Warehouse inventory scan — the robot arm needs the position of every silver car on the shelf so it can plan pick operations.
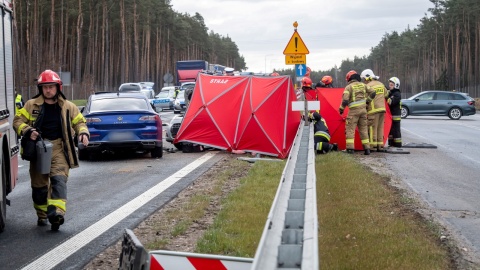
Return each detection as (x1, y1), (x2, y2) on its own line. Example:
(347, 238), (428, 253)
(401, 90), (476, 120)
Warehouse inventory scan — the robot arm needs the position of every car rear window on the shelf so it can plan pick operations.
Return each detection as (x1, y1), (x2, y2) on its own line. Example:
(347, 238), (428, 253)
(453, 93), (466, 100)
(119, 84), (141, 92)
(90, 98), (149, 112)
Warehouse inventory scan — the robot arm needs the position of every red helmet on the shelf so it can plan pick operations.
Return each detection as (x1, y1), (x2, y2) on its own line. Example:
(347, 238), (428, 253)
(270, 72), (280, 76)
(301, 77), (312, 88)
(321, 75), (333, 85)
(37, 69), (63, 91)
(345, 70), (357, 82)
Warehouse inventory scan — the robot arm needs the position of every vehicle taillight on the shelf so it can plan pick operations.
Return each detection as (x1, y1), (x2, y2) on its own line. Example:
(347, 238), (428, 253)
(139, 115), (157, 121)
(467, 101), (474, 106)
(86, 117), (101, 123)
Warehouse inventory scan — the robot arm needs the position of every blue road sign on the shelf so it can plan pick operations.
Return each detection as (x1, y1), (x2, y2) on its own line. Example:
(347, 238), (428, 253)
(295, 64), (307, 77)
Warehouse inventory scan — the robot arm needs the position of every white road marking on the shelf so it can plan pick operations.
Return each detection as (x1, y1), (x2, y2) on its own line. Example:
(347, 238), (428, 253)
(21, 151), (218, 270)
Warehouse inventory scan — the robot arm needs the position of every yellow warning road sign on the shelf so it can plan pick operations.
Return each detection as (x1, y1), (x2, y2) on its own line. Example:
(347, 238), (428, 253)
(283, 31), (309, 55)
(285, 54), (306, 65)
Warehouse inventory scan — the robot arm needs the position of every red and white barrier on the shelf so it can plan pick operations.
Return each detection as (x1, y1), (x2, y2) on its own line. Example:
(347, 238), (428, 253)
(149, 251), (253, 270)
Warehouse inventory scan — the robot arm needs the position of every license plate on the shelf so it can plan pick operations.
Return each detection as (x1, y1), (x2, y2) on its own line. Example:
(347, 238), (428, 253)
(109, 132), (134, 141)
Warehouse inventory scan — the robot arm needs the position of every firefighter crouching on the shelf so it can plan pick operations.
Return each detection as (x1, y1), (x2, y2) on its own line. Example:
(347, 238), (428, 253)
(339, 70), (376, 155)
(361, 69), (387, 152)
(13, 69), (90, 231)
(311, 112), (338, 154)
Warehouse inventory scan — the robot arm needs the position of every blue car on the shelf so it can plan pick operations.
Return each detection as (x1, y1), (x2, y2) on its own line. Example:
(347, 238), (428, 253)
(79, 92), (163, 160)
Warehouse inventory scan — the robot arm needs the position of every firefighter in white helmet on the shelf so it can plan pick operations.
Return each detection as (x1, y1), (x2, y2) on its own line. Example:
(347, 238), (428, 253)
(387, 77), (402, 147)
(360, 69), (387, 152)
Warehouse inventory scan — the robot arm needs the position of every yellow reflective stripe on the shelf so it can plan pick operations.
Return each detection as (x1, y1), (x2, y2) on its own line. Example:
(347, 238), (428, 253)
(314, 131), (330, 141)
(17, 107), (35, 120)
(48, 199), (66, 212)
(361, 139), (369, 144)
(346, 139), (354, 144)
(349, 100), (366, 108)
(34, 203), (48, 212)
(17, 123), (28, 135)
(72, 113), (86, 125)
(316, 142), (323, 151)
(393, 117), (401, 121)
(79, 127), (89, 133)
(368, 108), (386, 114)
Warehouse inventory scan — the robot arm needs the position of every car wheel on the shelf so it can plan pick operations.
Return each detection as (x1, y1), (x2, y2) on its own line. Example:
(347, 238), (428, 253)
(78, 148), (89, 161)
(174, 143), (183, 150)
(401, 106), (409, 119)
(448, 107), (462, 120)
(151, 146), (163, 158)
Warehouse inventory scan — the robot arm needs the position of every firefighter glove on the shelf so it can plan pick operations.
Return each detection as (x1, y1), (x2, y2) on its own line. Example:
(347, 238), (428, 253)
(339, 108), (344, 115)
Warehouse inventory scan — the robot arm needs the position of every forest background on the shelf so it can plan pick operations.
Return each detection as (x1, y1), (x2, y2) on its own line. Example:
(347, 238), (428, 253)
(13, 0), (480, 100)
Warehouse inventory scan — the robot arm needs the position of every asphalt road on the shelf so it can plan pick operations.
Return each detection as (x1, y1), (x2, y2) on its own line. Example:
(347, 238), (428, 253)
(384, 112), (480, 260)
(0, 111), (226, 270)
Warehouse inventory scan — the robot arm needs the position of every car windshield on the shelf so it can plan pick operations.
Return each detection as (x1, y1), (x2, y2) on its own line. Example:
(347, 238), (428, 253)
(90, 98), (149, 112)
(156, 91), (169, 98)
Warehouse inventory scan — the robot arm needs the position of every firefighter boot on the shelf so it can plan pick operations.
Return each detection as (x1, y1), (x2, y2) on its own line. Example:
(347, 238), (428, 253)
(37, 218), (48, 226)
(332, 143), (338, 151)
(47, 205), (65, 231)
(364, 149), (371, 155)
(346, 149), (354, 154)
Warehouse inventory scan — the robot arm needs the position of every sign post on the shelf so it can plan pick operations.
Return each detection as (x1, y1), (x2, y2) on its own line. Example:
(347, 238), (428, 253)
(283, 21), (310, 126)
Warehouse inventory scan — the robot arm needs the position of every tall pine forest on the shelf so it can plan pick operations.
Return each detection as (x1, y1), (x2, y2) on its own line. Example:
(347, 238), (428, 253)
(13, 0), (480, 99)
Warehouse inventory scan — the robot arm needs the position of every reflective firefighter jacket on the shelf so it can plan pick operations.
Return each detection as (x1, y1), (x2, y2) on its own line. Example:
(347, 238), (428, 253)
(366, 80), (387, 115)
(13, 95), (89, 168)
(387, 88), (402, 121)
(340, 80), (376, 111)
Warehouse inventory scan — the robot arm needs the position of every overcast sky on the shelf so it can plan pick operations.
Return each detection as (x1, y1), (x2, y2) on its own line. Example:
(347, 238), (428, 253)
(171, 0), (434, 73)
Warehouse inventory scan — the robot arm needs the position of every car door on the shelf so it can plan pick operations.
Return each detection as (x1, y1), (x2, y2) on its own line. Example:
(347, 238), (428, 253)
(433, 92), (452, 115)
(410, 92), (435, 115)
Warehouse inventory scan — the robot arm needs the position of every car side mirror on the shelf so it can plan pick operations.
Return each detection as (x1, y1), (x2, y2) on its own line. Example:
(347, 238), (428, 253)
(414, 98), (419, 102)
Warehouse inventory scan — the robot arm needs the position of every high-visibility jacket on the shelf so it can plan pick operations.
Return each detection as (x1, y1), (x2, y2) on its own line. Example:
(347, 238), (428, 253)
(15, 93), (24, 114)
(340, 80), (375, 111)
(13, 94), (89, 169)
(366, 80), (387, 115)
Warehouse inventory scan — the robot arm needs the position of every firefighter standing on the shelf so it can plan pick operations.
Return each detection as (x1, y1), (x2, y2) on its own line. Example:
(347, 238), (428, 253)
(339, 70), (376, 155)
(15, 89), (24, 114)
(387, 77), (402, 147)
(361, 69), (387, 152)
(315, 75), (334, 88)
(13, 70), (90, 231)
(311, 112), (337, 154)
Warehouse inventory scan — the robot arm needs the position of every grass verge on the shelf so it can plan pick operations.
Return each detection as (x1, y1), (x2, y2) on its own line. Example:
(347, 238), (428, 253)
(316, 152), (451, 269)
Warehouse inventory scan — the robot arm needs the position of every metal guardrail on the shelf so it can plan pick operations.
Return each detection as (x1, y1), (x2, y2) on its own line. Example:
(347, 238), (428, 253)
(251, 120), (318, 269)
(120, 120), (318, 270)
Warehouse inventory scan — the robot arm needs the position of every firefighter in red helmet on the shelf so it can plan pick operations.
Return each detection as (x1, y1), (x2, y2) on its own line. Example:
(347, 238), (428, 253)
(315, 75), (334, 88)
(339, 70), (376, 155)
(13, 69), (90, 231)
